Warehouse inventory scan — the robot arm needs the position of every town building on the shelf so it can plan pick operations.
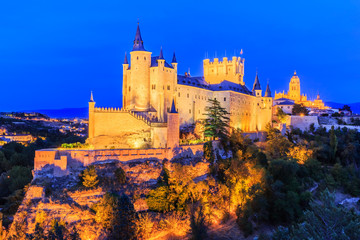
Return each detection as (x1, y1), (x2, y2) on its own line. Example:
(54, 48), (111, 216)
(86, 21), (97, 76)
(274, 71), (328, 110)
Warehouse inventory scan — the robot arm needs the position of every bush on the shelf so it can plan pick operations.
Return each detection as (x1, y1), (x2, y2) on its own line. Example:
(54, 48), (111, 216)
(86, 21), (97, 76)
(80, 165), (99, 189)
(114, 167), (126, 184)
(146, 186), (171, 212)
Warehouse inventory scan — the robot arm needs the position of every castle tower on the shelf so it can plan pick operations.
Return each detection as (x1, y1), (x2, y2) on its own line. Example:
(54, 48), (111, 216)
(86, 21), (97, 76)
(128, 23), (152, 111)
(289, 71), (301, 102)
(252, 72), (262, 97)
(167, 99), (179, 150)
(88, 91), (95, 141)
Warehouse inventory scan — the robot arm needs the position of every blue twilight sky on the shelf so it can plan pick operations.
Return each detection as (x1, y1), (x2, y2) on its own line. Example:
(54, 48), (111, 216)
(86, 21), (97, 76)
(1, 0), (360, 111)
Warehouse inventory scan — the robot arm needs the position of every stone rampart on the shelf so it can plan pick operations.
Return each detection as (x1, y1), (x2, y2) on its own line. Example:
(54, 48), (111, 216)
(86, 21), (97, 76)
(34, 144), (205, 176)
(286, 116), (319, 131)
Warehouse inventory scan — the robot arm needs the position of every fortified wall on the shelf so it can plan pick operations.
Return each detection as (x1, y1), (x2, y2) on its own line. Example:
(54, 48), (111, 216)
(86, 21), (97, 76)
(34, 144), (204, 177)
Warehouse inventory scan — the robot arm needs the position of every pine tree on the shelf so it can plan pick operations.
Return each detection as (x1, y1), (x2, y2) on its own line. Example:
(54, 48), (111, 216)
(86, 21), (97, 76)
(203, 98), (230, 145)
(113, 194), (137, 240)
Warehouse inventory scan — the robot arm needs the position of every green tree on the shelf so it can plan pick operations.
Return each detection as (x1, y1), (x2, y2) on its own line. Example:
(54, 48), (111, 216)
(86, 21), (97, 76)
(292, 104), (309, 116)
(203, 98), (230, 145)
(80, 165), (99, 188)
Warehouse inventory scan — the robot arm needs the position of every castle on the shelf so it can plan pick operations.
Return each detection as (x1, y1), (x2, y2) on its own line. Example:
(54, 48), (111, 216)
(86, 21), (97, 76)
(274, 71), (328, 109)
(87, 23), (273, 150)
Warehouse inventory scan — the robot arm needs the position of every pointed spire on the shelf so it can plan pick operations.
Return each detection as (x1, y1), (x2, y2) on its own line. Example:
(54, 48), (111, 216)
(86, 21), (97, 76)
(265, 82), (272, 97)
(294, 70), (297, 76)
(123, 52), (128, 64)
(89, 91), (94, 102)
(252, 72), (261, 92)
(172, 51), (177, 63)
(132, 23), (145, 51)
(159, 46), (164, 59)
(170, 99), (177, 113)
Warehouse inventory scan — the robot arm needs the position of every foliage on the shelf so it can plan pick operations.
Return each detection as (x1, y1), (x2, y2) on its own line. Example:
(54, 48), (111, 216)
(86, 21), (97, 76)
(114, 166), (126, 184)
(203, 141), (215, 165)
(80, 165), (99, 189)
(189, 203), (208, 240)
(272, 190), (360, 240)
(69, 226), (81, 240)
(95, 192), (136, 239)
(203, 98), (230, 146)
(276, 107), (288, 123)
(135, 213), (154, 239)
(291, 103), (309, 116)
(286, 144), (313, 164)
(265, 124), (292, 159)
(61, 142), (89, 149)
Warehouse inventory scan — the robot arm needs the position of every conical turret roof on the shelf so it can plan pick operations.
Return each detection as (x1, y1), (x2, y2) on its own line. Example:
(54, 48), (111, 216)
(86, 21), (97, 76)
(252, 72), (261, 92)
(265, 82), (271, 97)
(132, 23), (145, 51)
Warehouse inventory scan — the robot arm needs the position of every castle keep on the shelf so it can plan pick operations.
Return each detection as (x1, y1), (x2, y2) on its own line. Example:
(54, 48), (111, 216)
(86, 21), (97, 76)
(88, 24), (273, 149)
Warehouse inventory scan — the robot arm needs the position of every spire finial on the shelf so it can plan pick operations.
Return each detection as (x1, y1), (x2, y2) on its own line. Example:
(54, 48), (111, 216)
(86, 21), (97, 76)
(294, 70), (297, 75)
(159, 46), (164, 59)
(124, 52), (128, 64)
(172, 51), (177, 63)
(90, 91), (94, 102)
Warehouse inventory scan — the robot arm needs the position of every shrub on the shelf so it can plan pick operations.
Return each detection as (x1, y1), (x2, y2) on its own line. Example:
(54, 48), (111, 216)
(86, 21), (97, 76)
(80, 165), (99, 189)
(135, 213), (154, 239)
(146, 186), (171, 212)
(114, 167), (126, 184)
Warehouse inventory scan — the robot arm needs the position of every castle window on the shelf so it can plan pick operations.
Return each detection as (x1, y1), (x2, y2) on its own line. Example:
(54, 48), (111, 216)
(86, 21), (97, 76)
(137, 56), (139, 60)
(189, 109), (191, 113)
(187, 93), (189, 98)
(167, 85), (170, 90)
(224, 97), (226, 101)
(144, 57), (146, 60)
(129, 86), (131, 91)
(178, 92), (180, 97)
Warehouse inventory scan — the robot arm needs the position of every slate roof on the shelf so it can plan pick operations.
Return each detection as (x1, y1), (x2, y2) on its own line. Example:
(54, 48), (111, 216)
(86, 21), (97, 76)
(276, 101), (295, 106)
(133, 24), (146, 51)
(177, 75), (252, 95)
(151, 56), (173, 68)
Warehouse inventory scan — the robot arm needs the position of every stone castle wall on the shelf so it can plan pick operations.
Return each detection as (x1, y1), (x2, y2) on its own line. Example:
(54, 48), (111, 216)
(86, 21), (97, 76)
(34, 144), (204, 176)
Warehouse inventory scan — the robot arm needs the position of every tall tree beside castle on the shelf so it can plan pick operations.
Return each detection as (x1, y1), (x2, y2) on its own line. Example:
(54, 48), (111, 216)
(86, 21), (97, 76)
(203, 98), (230, 143)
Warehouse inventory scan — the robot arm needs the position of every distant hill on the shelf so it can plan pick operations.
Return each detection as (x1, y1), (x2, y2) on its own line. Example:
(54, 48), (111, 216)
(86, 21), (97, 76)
(325, 102), (360, 114)
(23, 107), (88, 119)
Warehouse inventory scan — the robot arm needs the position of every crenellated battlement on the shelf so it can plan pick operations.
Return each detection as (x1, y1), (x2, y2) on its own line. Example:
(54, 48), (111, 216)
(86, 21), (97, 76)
(203, 55), (245, 85)
(94, 107), (128, 113)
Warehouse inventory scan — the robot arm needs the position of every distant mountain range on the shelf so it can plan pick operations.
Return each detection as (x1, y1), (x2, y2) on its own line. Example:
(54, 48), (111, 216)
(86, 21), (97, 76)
(23, 107), (88, 119)
(325, 102), (360, 114)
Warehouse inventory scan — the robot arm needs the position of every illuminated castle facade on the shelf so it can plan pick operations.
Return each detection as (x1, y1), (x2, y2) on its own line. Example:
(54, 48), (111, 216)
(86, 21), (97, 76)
(275, 71), (328, 109)
(88, 24), (273, 149)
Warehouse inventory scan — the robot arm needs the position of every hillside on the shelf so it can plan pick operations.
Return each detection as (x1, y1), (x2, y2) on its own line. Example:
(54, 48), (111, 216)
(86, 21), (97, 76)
(23, 107), (88, 119)
(326, 102), (360, 114)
